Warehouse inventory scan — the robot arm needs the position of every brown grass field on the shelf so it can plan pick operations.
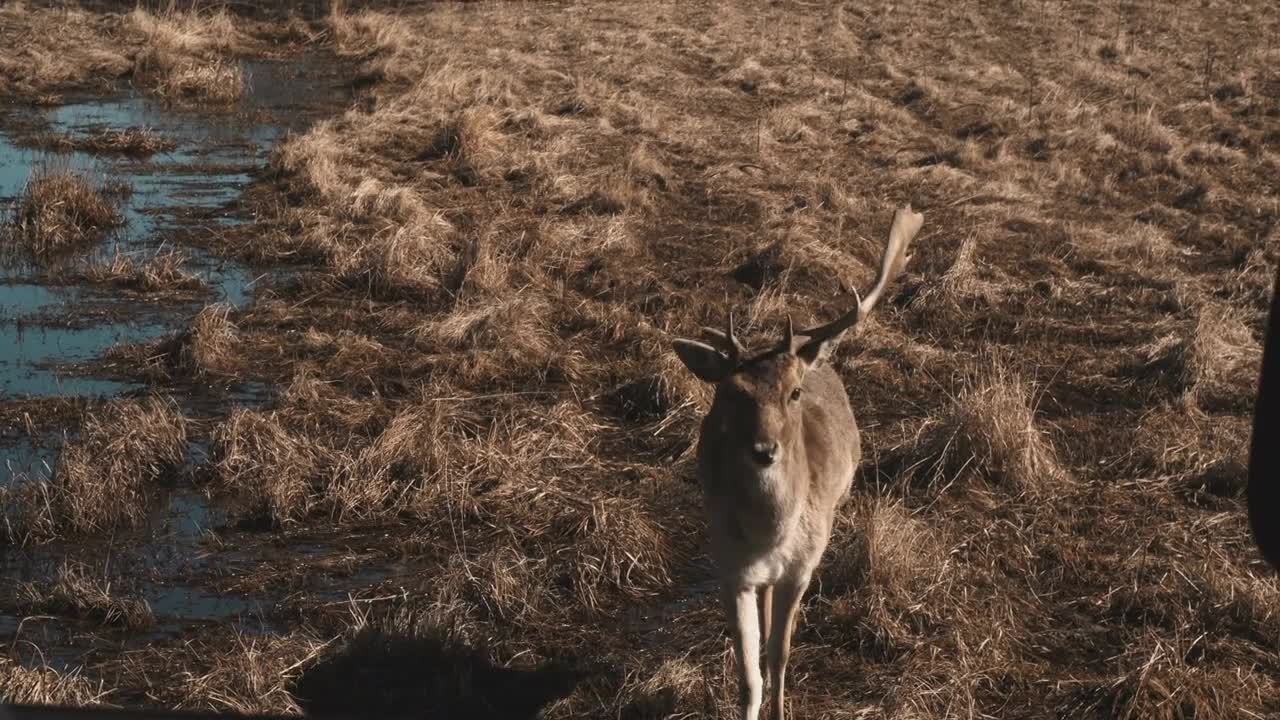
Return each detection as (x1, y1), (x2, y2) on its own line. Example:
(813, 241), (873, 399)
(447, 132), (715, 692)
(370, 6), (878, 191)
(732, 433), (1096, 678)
(1, 0), (1278, 718)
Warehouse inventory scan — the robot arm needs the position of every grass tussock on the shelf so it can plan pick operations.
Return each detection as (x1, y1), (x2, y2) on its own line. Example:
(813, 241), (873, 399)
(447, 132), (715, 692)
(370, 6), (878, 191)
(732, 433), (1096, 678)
(8, 396), (188, 539)
(19, 561), (153, 628)
(151, 57), (244, 105)
(910, 234), (1000, 329)
(174, 304), (240, 377)
(128, 7), (247, 104)
(2, 167), (124, 261)
(1142, 302), (1261, 411)
(114, 303), (241, 380)
(32, 128), (176, 157)
(821, 499), (954, 657)
(173, 630), (326, 716)
(0, 657), (107, 707)
(326, 2), (414, 60)
(894, 366), (1068, 495)
(81, 248), (207, 295)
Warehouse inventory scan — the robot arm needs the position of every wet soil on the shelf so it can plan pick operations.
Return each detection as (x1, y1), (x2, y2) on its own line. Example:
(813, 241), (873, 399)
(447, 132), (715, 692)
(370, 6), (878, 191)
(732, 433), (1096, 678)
(0, 55), (422, 680)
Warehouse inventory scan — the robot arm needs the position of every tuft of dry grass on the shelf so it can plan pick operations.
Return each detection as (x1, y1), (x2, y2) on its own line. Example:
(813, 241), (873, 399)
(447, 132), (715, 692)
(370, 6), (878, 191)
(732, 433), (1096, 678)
(820, 500), (954, 657)
(893, 365), (1068, 495)
(0, 657), (108, 707)
(210, 407), (329, 527)
(112, 303), (242, 381)
(910, 234), (1001, 330)
(173, 631), (325, 716)
(81, 248), (207, 294)
(9, 396), (188, 539)
(30, 128), (176, 157)
(175, 304), (240, 377)
(151, 57), (244, 105)
(18, 561), (153, 628)
(128, 7), (247, 105)
(1142, 302), (1261, 411)
(2, 167), (124, 261)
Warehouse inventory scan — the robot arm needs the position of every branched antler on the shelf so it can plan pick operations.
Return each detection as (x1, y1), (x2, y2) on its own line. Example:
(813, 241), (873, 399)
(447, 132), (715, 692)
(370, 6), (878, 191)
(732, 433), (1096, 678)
(798, 205), (924, 345)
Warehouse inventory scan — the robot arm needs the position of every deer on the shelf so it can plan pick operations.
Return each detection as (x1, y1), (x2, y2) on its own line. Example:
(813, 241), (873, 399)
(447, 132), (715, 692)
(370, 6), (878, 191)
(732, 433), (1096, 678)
(670, 206), (924, 720)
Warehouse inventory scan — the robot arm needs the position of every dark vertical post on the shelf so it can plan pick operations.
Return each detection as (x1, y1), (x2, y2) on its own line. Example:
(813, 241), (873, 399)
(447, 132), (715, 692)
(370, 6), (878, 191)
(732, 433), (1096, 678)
(1249, 269), (1280, 569)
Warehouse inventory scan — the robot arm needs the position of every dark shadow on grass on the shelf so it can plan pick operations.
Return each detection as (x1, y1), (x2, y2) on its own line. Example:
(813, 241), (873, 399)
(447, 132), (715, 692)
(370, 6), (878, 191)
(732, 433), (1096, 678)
(289, 627), (586, 720)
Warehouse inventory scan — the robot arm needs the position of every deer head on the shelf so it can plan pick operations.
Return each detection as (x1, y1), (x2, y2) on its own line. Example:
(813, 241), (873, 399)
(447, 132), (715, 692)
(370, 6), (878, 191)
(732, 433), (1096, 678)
(672, 206), (924, 468)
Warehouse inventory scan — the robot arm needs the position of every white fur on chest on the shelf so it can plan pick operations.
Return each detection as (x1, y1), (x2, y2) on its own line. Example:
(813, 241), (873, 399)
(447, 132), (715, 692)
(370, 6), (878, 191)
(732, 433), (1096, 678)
(705, 465), (812, 587)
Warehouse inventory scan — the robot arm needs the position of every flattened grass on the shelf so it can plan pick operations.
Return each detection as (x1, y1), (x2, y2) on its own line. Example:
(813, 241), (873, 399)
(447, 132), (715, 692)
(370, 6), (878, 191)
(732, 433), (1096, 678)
(81, 248), (207, 295)
(18, 561), (154, 628)
(29, 128), (176, 157)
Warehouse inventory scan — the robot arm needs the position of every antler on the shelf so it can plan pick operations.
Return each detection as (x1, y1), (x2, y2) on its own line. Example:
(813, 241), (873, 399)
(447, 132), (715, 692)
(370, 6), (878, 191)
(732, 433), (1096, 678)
(798, 205), (924, 345)
(700, 309), (745, 365)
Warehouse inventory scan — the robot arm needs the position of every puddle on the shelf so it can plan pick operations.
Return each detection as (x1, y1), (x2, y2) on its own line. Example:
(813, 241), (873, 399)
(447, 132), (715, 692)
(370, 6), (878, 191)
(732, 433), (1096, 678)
(0, 55), (357, 662)
(0, 437), (57, 485)
(0, 57), (344, 401)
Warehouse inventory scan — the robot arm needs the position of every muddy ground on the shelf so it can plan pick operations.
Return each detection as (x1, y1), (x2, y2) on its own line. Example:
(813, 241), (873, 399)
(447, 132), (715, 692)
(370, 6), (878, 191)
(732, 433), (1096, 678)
(0, 1), (1277, 718)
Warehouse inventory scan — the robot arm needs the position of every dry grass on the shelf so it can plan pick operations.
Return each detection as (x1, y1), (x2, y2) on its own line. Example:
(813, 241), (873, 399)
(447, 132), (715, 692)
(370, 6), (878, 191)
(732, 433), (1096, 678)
(821, 499), (954, 657)
(209, 380), (680, 603)
(0, 5), (132, 100)
(2, 167), (124, 261)
(173, 631), (325, 716)
(910, 233), (1002, 331)
(18, 561), (153, 628)
(128, 7), (247, 105)
(893, 364), (1068, 495)
(1143, 302), (1262, 411)
(0, 657), (108, 707)
(4, 395), (188, 540)
(150, 57), (244, 105)
(80, 248), (207, 294)
(107, 303), (242, 381)
(4, 0), (1279, 716)
(29, 128), (176, 157)
(0, 4), (277, 104)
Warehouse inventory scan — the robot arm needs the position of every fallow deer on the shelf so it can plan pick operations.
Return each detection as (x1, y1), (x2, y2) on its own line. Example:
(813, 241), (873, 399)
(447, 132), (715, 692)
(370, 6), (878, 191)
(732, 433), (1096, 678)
(671, 207), (924, 720)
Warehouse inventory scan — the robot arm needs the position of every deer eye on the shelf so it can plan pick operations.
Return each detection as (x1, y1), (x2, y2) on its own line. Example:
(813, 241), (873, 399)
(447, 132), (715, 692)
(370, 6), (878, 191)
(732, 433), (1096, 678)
(790, 387), (802, 402)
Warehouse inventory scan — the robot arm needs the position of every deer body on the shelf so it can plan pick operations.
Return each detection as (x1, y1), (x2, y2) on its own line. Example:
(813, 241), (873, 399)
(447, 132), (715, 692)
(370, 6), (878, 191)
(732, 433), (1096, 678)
(699, 363), (858, 586)
(672, 207), (923, 720)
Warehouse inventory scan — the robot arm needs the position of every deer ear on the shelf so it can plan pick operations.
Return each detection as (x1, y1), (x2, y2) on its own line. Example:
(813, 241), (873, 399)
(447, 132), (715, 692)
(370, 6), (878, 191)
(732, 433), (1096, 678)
(673, 339), (733, 383)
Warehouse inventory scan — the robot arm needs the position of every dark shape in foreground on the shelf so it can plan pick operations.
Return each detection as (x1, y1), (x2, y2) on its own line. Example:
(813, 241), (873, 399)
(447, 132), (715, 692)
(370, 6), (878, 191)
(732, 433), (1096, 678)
(290, 628), (585, 720)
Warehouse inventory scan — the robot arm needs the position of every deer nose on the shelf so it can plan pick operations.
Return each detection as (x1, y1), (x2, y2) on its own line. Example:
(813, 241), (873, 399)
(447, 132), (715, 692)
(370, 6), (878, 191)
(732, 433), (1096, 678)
(751, 441), (779, 466)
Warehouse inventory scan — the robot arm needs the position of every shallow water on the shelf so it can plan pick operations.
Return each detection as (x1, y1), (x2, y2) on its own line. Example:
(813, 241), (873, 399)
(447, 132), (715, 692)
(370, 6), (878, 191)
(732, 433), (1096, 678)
(0, 58), (349, 647)
(0, 59), (331, 400)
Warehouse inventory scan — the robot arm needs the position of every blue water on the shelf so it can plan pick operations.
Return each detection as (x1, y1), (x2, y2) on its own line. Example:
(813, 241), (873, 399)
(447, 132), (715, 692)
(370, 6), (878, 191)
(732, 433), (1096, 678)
(0, 58), (355, 664)
(0, 61), (304, 401)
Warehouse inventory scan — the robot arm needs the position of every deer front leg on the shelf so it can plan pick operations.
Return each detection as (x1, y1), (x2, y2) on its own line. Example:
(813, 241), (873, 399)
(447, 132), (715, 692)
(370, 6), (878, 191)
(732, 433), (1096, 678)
(723, 585), (763, 720)
(758, 584), (773, 689)
(766, 575), (809, 720)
